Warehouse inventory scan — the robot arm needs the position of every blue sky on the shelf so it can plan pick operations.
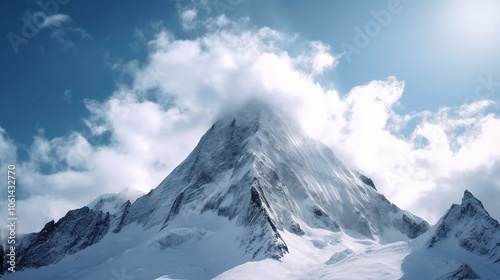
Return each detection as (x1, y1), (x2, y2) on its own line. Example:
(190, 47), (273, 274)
(1, 0), (500, 233)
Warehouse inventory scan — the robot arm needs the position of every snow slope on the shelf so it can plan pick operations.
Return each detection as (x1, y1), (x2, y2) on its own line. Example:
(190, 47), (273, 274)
(215, 230), (412, 280)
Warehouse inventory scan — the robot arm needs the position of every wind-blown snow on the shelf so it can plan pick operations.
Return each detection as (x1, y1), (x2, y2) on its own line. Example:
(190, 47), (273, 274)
(88, 187), (144, 215)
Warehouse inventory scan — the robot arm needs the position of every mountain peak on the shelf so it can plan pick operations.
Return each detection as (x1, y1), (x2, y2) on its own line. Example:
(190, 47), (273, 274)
(217, 99), (269, 121)
(215, 99), (292, 136)
(458, 189), (490, 220)
(461, 189), (484, 210)
(463, 189), (476, 203)
(404, 190), (500, 279)
(426, 190), (500, 264)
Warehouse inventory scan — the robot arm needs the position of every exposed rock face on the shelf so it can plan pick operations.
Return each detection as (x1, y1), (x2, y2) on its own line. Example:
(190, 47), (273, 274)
(17, 207), (110, 269)
(436, 264), (480, 280)
(397, 214), (431, 239)
(356, 172), (377, 191)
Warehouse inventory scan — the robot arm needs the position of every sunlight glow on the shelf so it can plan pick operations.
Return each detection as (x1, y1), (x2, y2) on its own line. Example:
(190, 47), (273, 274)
(443, 0), (500, 52)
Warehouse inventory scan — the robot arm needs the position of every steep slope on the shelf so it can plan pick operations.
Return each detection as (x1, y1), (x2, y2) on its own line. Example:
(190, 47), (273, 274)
(10, 101), (430, 278)
(401, 190), (500, 279)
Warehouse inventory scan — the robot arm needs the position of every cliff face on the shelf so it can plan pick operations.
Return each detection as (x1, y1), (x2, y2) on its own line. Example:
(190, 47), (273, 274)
(17, 207), (110, 269)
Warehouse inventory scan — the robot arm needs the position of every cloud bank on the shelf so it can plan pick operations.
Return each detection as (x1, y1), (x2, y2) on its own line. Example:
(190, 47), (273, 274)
(1, 14), (499, 233)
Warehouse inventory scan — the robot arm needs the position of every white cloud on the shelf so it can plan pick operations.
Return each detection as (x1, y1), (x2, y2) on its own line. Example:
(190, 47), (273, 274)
(150, 20), (164, 30)
(1, 16), (499, 234)
(50, 26), (93, 50)
(34, 13), (93, 49)
(41, 14), (71, 28)
(0, 129), (14, 149)
(63, 89), (72, 103)
(459, 99), (495, 117)
(295, 41), (338, 76)
(180, 8), (198, 30)
(0, 128), (16, 169)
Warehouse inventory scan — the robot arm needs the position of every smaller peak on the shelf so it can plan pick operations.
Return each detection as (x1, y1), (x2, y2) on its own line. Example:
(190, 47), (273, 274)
(426, 189), (499, 250)
(88, 188), (144, 215)
(117, 187), (145, 203)
(461, 189), (484, 209)
(463, 189), (473, 198)
(456, 189), (495, 223)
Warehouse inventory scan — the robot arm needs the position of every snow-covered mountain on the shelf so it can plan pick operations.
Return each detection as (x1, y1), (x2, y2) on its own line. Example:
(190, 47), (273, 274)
(116, 100), (429, 258)
(401, 190), (500, 280)
(5, 101), (497, 279)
